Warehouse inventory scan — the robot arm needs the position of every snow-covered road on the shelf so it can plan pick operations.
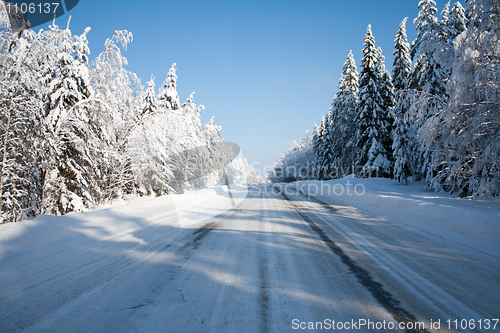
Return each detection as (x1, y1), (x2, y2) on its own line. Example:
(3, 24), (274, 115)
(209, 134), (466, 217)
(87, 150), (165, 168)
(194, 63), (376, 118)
(1, 181), (499, 332)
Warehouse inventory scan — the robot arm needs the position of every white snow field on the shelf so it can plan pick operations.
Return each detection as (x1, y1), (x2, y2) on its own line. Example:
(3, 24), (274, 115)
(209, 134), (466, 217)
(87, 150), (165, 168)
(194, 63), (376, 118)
(1, 178), (499, 333)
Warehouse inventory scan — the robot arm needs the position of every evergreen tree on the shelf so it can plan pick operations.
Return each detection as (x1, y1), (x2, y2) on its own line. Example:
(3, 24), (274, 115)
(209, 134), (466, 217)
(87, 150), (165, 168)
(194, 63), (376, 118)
(356, 25), (393, 177)
(142, 76), (158, 116)
(42, 26), (95, 215)
(409, 0), (450, 98)
(392, 18), (417, 183)
(329, 51), (359, 177)
(392, 18), (412, 92)
(159, 63), (180, 110)
(441, 1), (451, 24)
(411, 0), (442, 59)
(448, 2), (467, 39)
(45, 27), (91, 135)
(409, 0), (454, 185)
(312, 116), (328, 179)
(376, 47), (396, 114)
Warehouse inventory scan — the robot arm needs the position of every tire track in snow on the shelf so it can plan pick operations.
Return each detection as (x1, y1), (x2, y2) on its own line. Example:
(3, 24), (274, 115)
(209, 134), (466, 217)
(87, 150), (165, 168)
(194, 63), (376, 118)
(293, 186), (487, 326)
(258, 228), (270, 333)
(11, 216), (226, 332)
(257, 189), (270, 333)
(273, 185), (428, 333)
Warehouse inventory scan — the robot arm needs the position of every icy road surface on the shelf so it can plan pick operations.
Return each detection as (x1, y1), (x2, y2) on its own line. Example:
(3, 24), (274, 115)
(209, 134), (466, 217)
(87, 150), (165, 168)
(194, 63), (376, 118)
(1, 180), (499, 333)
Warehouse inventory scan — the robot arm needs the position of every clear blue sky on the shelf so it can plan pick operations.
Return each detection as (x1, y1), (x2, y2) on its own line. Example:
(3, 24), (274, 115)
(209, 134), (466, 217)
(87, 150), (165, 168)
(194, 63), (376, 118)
(58, 0), (452, 177)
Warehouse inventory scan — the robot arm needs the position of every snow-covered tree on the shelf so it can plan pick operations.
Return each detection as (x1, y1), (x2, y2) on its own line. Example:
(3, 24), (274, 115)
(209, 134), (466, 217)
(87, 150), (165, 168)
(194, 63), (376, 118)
(268, 131), (314, 183)
(408, 0), (456, 185)
(392, 96), (418, 183)
(328, 51), (359, 177)
(441, 1), (451, 24)
(0, 17), (261, 222)
(159, 63), (180, 110)
(89, 30), (142, 200)
(142, 76), (158, 116)
(322, 110), (334, 178)
(376, 47), (396, 114)
(393, 18), (412, 92)
(392, 18), (417, 183)
(0, 29), (45, 222)
(429, 0), (500, 197)
(356, 25), (393, 177)
(312, 116), (329, 179)
(409, 0), (451, 97)
(448, 2), (467, 39)
(42, 25), (95, 215)
(44, 26), (91, 135)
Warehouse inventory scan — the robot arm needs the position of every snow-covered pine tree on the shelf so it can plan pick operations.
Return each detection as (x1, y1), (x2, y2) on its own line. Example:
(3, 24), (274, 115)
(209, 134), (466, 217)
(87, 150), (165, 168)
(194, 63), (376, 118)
(409, 0), (455, 186)
(142, 75), (158, 116)
(42, 25), (96, 215)
(202, 116), (225, 186)
(441, 1), (451, 24)
(328, 97), (343, 178)
(356, 25), (393, 178)
(159, 63), (180, 110)
(44, 26), (91, 135)
(447, 2), (467, 39)
(392, 18), (417, 183)
(392, 18), (412, 92)
(431, 0), (499, 197)
(313, 116), (329, 180)
(392, 112), (414, 184)
(376, 47), (396, 118)
(329, 51), (359, 177)
(409, 0), (451, 98)
(323, 110), (334, 178)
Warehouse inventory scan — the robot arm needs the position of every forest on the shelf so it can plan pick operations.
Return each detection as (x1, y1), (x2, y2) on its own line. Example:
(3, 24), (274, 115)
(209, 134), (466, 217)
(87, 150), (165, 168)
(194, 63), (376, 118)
(268, 0), (499, 199)
(0, 8), (260, 223)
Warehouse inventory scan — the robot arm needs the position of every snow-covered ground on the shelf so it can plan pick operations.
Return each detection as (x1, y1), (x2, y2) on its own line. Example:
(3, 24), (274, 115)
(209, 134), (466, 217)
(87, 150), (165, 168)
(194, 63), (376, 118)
(289, 176), (500, 257)
(1, 177), (499, 332)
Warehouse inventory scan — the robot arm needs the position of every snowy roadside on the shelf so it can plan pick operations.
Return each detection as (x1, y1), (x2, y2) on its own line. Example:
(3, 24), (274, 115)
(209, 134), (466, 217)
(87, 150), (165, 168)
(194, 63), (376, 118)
(287, 176), (500, 258)
(0, 184), (248, 260)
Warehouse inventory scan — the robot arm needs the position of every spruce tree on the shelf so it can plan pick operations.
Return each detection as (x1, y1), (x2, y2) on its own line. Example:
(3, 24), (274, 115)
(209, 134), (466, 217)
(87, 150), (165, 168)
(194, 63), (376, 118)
(409, 0), (450, 98)
(356, 25), (393, 177)
(159, 63), (180, 110)
(312, 118), (327, 179)
(392, 18), (412, 92)
(392, 18), (416, 183)
(142, 75), (158, 116)
(329, 51), (359, 177)
(448, 2), (467, 39)
(441, 1), (451, 24)
(376, 47), (396, 114)
(42, 26), (95, 215)
(409, 0), (453, 185)
(322, 110), (334, 178)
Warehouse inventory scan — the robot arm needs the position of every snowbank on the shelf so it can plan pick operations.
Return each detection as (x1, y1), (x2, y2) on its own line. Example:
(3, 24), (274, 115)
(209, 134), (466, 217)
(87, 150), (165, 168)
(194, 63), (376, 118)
(293, 176), (500, 257)
(0, 184), (248, 259)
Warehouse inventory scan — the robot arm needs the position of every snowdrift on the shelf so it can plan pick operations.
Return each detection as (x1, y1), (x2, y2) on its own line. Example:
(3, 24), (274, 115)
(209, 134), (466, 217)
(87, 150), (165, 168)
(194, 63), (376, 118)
(292, 176), (500, 257)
